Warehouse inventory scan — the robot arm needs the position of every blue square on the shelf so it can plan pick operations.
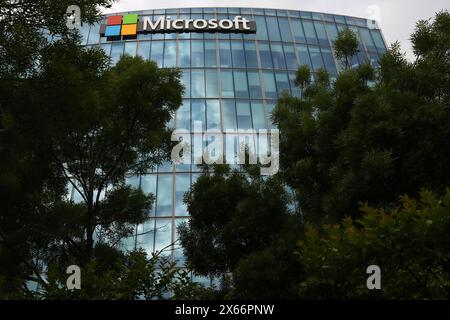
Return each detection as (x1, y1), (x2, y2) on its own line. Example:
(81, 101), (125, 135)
(105, 25), (121, 37)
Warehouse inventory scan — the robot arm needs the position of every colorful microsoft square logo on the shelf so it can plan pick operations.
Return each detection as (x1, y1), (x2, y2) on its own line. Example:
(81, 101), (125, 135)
(104, 14), (138, 37)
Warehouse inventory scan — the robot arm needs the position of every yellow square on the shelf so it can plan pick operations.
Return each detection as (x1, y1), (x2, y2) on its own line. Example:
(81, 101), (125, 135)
(121, 24), (137, 36)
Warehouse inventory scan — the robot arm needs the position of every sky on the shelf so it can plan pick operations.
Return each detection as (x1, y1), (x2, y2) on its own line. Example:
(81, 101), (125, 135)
(103, 0), (450, 61)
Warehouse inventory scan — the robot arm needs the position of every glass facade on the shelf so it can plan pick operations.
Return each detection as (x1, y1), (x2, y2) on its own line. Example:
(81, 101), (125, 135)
(77, 7), (387, 262)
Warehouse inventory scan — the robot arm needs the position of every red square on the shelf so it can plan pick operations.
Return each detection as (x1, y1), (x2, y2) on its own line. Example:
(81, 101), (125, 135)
(107, 15), (122, 25)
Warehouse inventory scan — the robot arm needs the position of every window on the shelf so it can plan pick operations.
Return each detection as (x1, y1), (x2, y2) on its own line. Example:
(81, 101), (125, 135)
(236, 101), (252, 129)
(178, 40), (190, 67)
(359, 28), (376, 52)
(296, 44), (312, 68)
(255, 16), (268, 41)
(191, 99), (206, 131)
(271, 44), (286, 70)
(302, 20), (318, 44)
(150, 41), (163, 67)
(175, 174), (190, 216)
(191, 40), (204, 67)
(244, 42), (258, 68)
(205, 41), (217, 66)
(289, 72), (301, 98)
(258, 43), (273, 69)
(156, 175), (173, 217)
(371, 29), (386, 52)
(163, 41), (176, 67)
(321, 48), (337, 75)
(263, 71), (277, 99)
(222, 100), (237, 130)
(220, 70), (234, 98)
(206, 100), (221, 130)
(251, 102), (266, 130)
(266, 17), (281, 41)
(137, 41), (150, 59)
(176, 100), (190, 130)
(284, 44), (298, 70)
(233, 71), (249, 98)
(313, 21), (329, 46)
(191, 69), (205, 98)
(87, 23), (100, 44)
(309, 46), (324, 71)
(275, 72), (290, 95)
(325, 23), (339, 42)
(154, 219), (172, 254)
(231, 41), (246, 68)
(181, 70), (190, 98)
(141, 175), (157, 216)
(278, 18), (293, 42)
(248, 71), (262, 98)
(110, 42), (124, 65)
(219, 41), (232, 67)
(136, 220), (155, 254)
(290, 19), (306, 43)
(205, 70), (219, 98)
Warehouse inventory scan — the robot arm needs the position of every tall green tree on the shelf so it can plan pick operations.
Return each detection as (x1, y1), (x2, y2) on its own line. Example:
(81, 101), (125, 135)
(333, 27), (359, 69)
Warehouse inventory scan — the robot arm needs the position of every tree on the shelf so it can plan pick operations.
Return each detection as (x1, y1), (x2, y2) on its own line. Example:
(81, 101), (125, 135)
(333, 28), (359, 69)
(297, 189), (450, 299)
(178, 164), (301, 298)
(273, 11), (450, 223)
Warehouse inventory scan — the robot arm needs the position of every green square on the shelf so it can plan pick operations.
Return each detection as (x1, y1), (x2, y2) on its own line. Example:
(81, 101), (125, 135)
(123, 14), (138, 24)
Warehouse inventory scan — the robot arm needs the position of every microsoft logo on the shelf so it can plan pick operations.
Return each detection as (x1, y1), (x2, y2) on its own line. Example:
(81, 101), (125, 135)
(103, 14), (138, 38)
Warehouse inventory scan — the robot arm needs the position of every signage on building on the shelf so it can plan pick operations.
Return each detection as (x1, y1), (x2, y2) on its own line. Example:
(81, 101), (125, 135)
(100, 14), (257, 39)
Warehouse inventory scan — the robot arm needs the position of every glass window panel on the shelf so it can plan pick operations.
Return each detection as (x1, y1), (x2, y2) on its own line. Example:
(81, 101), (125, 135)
(266, 17), (281, 41)
(205, 41), (217, 67)
(255, 16), (268, 41)
(290, 19), (306, 43)
(150, 41), (163, 67)
(275, 72), (290, 95)
(325, 23), (339, 42)
(248, 71), (262, 99)
(205, 69), (219, 98)
(265, 9), (276, 16)
(231, 41), (246, 68)
(313, 21), (329, 46)
(289, 72), (301, 98)
(284, 44), (298, 70)
(296, 44), (312, 68)
(80, 23), (89, 45)
(335, 15), (346, 24)
(163, 41), (176, 67)
(302, 20), (318, 44)
(265, 102), (277, 129)
(301, 12), (312, 19)
(136, 220), (155, 254)
(222, 100), (237, 130)
(87, 23), (100, 44)
(251, 102), (266, 130)
(124, 42), (137, 57)
(176, 100), (190, 130)
(191, 40), (204, 67)
(309, 46), (324, 71)
(220, 70), (234, 98)
(371, 29), (386, 52)
(219, 41), (232, 67)
(156, 175), (173, 217)
(110, 42), (124, 65)
(175, 174), (190, 216)
(233, 71), (249, 98)
(100, 43), (111, 56)
(359, 28), (376, 52)
(141, 175), (157, 216)
(191, 69), (205, 98)
(181, 69), (190, 98)
(236, 101), (252, 129)
(178, 40), (190, 67)
(206, 100), (221, 130)
(191, 99), (206, 131)
(263, 71), (277, 99)
(154, 219), (172, 254)
(321, 48), (337, 75)
(278, 18), (293, 42)
(271, 44), (286, 69)
(244, 42), (258, 68)
(137, 41), (150, 59)
(258, 43), (273, 69)
(369, 53), (381, 68)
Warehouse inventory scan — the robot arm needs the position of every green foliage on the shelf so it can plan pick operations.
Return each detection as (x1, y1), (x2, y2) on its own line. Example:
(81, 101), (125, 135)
(333, 28), (359, 69)
(298, 190), (450, 299)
